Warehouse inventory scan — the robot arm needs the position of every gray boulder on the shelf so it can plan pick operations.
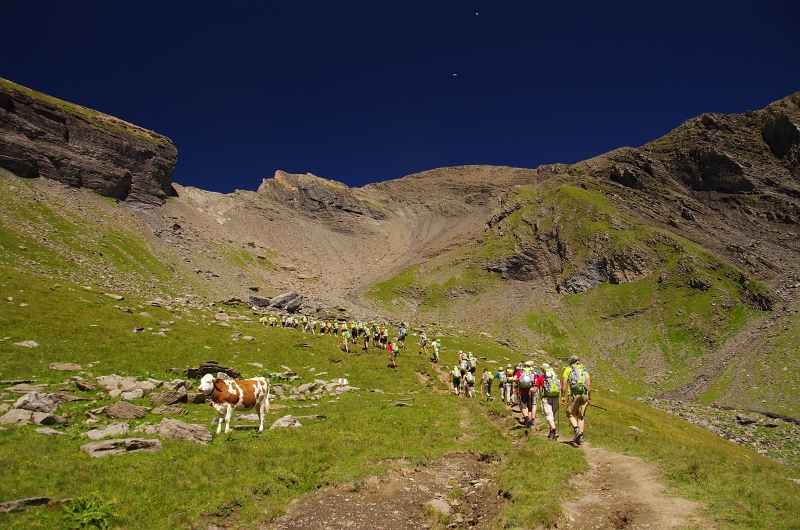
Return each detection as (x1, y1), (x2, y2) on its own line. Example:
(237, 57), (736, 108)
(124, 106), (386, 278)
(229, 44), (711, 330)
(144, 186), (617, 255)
(35, 428), (64, 436)
(14, 392), (62, 413)
(269, 415), (302, 430)
(84, 422), (130, 440)
(0, 409), (33, 425)
(146, 418), (212, 445)
(48, 362), (82, 371)
(149, 390), (187, 405)
(268, 291), (304, 313)
(248, 295), (271, 307)
(426, 499), (451, 516)
(120, 389), (145, 401)
(106, 401), (147, 420)
(32, 412), (70, 426)
(80, 438), (163, 458)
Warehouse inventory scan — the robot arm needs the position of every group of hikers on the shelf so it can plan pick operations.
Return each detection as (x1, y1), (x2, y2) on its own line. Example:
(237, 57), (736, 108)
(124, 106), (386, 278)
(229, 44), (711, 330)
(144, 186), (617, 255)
(453, 354), (591, 445)
(258, 314), (591, 445)
(258, 315), (412, 369)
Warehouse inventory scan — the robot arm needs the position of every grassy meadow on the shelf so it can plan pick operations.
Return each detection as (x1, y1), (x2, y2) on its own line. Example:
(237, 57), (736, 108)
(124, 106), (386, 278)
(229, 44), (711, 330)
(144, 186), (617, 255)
(1, 267), (800, 529)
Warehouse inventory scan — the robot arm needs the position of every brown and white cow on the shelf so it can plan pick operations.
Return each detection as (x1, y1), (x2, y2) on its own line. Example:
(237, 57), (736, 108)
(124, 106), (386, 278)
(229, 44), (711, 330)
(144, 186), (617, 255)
(198, 373), (270, 433)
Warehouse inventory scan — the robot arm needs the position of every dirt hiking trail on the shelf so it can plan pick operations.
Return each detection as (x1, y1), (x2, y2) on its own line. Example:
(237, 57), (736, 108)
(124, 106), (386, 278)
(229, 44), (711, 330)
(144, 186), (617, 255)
(560, 444), (709, 530)
(259, 391), (709, 530)
(268, 451), (504, 530)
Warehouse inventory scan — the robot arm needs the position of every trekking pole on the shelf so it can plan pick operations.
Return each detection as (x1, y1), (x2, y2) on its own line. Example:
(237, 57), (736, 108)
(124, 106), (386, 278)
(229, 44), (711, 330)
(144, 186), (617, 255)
(588, 403), (607, 411)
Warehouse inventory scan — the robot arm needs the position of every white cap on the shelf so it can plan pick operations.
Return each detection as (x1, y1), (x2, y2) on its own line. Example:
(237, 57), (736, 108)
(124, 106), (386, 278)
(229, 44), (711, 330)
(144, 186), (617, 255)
(541, 363), (550, 370)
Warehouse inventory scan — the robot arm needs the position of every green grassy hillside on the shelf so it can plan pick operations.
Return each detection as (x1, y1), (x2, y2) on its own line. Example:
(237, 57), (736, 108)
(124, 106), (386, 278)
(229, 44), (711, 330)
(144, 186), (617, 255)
(364, 181), (782, 414)
(2, 267), (800, 529)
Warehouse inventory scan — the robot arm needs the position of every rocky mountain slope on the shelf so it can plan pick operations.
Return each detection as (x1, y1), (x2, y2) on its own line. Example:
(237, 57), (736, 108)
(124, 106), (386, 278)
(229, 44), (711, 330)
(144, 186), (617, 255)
(1, 78), (798, 418)
(0, 78), (177, 205)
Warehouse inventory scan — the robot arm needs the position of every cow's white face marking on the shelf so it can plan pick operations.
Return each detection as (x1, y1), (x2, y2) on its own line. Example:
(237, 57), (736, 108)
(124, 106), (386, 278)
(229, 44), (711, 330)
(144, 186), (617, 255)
(198, 373), (215, 394)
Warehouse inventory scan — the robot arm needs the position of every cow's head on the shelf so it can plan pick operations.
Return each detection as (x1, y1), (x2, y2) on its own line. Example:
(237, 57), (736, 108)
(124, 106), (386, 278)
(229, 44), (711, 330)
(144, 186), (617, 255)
(198, 373), (215, 394)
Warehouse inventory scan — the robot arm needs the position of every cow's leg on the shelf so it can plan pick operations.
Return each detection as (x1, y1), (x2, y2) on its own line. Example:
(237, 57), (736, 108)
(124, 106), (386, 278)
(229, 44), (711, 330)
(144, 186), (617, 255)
(224, 403), (234, 434)
(214, 405), (224, 434)
(257, 398), (265, 431)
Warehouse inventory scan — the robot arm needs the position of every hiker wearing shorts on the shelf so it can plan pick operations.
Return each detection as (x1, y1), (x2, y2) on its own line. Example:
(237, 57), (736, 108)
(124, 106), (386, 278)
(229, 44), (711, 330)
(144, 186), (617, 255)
(561, 354), (591, 445)
(464, 370), (476, 398)
(539, 363), (560, 439)
(514, 360), (538, 427)
(481, 368), (493, 401)
(388, 342), (397, 370)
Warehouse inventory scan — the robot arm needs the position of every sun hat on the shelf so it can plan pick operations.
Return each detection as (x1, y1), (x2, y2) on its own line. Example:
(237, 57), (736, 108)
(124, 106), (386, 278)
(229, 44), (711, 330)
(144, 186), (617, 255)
(541, 363), (550, 370)
(569, 354), (579, 363)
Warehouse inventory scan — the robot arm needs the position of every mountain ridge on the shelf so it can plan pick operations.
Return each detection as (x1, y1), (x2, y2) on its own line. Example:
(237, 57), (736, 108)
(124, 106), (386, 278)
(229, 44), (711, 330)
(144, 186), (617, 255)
(1, 80), (798, 417)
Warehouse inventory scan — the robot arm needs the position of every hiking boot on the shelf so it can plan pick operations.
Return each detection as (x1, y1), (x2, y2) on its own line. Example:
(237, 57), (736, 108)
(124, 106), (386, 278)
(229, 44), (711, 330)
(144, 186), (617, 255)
(547, 429), (554, 439)
(554, 431), (560, 440)
(574, 431), (584, 445)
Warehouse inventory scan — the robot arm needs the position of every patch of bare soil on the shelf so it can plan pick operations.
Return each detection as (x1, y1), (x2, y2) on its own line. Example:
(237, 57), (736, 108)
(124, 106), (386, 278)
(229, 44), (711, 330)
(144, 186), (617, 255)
(559, 445), (710, 530)
(268, 451), (503, 530)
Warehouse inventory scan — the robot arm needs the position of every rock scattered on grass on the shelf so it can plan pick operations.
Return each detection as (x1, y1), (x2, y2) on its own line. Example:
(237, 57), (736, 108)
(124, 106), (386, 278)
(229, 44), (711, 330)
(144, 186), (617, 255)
(426, 498), (451, 516)
(4, 383), (47, 394)
(32, 412), (70, 426)
(270, 415), (302, 430)
(0, 409), (33, 425)
(80, 438), (162, 458)
(35, 427), (64, 436)
(49, 362), (82, 371)
(146, 418), (212, 444)
(14, 392), (63, 413)
(84, 422), (130, 440)
(151, 404), (187, 415)
(0, 497), (52, 514)
(106, 401), (148, 419)
(13, 340), (38, 348)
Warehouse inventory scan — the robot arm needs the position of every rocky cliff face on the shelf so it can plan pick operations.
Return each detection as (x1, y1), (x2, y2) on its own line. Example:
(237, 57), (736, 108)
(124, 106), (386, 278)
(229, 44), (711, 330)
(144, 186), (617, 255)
(257, 170), (386, 220)
(0, 78), (177, 205)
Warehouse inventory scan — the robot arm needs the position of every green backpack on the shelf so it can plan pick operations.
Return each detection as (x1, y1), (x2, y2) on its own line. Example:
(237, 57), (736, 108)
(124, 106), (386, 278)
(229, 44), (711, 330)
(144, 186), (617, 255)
(569, 364), (588, 394)
(543, 369), (560, 397)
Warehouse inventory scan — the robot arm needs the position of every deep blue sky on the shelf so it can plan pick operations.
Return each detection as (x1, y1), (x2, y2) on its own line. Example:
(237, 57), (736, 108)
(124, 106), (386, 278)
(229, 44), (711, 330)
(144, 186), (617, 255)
(3, 1), (799, 193)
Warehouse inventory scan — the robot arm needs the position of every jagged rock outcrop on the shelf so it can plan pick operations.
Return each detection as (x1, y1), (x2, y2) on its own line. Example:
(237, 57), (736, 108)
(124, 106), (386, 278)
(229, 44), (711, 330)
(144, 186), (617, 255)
(257, 171), (386, 220)
(0, 78), (178, 205)
(267, 290), (304, 312)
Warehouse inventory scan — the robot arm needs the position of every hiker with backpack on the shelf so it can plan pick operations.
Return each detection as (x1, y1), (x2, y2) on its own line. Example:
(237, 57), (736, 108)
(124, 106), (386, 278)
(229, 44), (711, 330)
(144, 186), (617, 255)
(452, 365), (463, 396)
(501, 364), (514, 405)
(388, 341), (398, 370)
(561, 354), (591, 445)
(539, 363), (561, 439)
(514, 360), (538, 427)
(481, 368), (493, 401)
(464, 370), (476, 398)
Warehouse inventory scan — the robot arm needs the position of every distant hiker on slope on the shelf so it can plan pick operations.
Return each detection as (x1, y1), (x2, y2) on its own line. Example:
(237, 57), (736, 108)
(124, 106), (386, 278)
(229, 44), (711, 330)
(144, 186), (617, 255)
(561, 354), (591, 445)
(388, 341), (397, 370)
